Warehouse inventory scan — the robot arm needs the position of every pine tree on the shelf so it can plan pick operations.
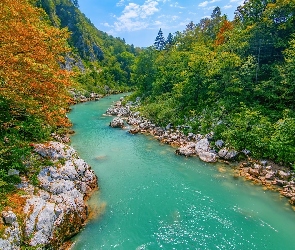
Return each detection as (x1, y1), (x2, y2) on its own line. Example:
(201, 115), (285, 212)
(185, 21), (195, 32)
(71, 0), (79, 8)
(166, 33), (173, 45)
(154, 28), (166, 51)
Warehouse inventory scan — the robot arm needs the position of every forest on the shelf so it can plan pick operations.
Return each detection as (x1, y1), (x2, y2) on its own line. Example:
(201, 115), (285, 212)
(0, 0), (138, 205)
(0, 0), (295, 209)
(130, 0), (295, 167)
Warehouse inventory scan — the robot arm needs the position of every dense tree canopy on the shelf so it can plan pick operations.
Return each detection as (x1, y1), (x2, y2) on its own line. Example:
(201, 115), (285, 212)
(0, 0), (72, 127)
(131, 0), (295, 167)
(0, 0), (75, 195)
(36, 0), (140, 94)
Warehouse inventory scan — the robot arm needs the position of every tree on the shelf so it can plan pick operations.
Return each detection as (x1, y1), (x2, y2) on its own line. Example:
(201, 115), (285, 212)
(185, 21), (195, 32)
(211, 6), (221, 19)
(154, 28), (166, 51)
(0, 0), (72, 127)
(132, 48), (156, 95)
(165, 33), (174, 49)
(71, 0), (79, 8)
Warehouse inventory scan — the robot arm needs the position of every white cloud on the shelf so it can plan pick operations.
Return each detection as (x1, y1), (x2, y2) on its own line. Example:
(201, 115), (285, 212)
(223, 5), (232, 9)
(116, 0), (125, 7)
(102, 22), (113, 28)
(114, 0), (160, 32)
(199, 1), (209, 7)
(230, 0), (244, 4)
(170, 2), (185, 8)
(154, 20), (163, 25)
(199, 0), (221, 8)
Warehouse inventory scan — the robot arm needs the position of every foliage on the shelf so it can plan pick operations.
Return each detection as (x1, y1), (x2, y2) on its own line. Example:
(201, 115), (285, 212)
(154, 29), (166, 51)
(220, 106), (273, 159)
(131, 1), (295, 166)
(36, 0), (140, 93)
(0, 0), (74, 197)
(270, 115), (295, 165)
(0, 0), (72, 127)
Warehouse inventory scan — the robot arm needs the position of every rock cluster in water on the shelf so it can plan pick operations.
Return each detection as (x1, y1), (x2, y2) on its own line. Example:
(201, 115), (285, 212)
(106, 99), (237, 163)
(237, 160), (295, 205)
(69, 89), (103, 103)
(0, 142), (98, 249)
(106, 98), (295, 207)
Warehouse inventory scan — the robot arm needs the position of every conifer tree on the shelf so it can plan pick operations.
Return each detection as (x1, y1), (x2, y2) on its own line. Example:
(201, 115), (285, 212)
(166, 33), (173, 45)
(71, 0), (79, 8)
(154, 28), (166, 51)
(185, 21), (195, 32)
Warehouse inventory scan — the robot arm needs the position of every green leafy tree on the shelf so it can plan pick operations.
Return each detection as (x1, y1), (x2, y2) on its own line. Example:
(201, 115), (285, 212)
(132, 48), (156, 96)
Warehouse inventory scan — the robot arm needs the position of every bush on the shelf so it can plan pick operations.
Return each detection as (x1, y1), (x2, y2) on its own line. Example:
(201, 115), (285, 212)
(220, 106), (273, 158)
(270, 116), (295, 165)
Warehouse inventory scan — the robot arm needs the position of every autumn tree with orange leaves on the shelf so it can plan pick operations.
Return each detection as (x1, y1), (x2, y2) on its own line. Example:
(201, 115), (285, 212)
(0, 0), (74, 188)
(0, 0), (72, 128)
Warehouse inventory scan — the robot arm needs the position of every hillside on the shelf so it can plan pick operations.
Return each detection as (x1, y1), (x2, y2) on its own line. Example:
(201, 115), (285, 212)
(0, 0), (140, 248)
(130, 2), (295, 167)
(37, 0), (139, 94)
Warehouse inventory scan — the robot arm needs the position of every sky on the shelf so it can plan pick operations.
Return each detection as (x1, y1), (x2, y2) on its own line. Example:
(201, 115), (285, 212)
(78, 0), (244, 48)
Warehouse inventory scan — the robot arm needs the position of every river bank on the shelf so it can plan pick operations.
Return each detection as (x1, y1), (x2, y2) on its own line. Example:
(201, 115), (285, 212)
(106, 98), (295, 208)
(67, 94), (295, 249)
(0, 142), (98, 249)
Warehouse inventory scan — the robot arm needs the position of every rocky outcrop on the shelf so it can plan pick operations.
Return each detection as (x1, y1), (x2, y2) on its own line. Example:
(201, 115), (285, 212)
(0, 211), (21, 250)
(106, 98), (295, 208)
(106, 99), (219, 163)
(69, 89), (102, 103)
(0, 142), (98, 249)
(237, 160), (295, 206)
(195, 139), (218, 163)
(176, 142), (196, 157)
(110, 117), (125, 128)
(106, 100), (131, 117)
(218, 148), (238, 160)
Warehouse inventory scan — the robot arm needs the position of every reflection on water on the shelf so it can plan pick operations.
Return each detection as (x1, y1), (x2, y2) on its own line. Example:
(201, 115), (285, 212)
(69, 95), (295, 250)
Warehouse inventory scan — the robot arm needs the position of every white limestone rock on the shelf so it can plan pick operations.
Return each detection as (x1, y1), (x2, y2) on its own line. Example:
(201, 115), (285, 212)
(195, 138), (218, 163)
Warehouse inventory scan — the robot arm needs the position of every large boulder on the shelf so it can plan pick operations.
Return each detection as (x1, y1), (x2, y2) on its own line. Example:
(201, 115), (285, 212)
(215, 140), (224, 148)
(198, 151), (218, 163)
(0, 142), (98, 249)
(218, 148), (238, 160)
(1, 211), (21, 250)
(176, 142), (196, 157)
(195, 138), (210, 154)
(110, 117), (125, 128)
(195, 138), (218, 163)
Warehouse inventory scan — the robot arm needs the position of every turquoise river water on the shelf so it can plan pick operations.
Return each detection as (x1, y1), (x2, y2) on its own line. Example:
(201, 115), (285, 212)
(68, 94), (295, 250)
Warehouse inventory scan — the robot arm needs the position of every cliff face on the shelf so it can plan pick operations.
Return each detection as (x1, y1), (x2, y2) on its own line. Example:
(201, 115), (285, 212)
(37, 0), (104, 62)
(0, 142), (98, 249)
(36, 0), (138, 93)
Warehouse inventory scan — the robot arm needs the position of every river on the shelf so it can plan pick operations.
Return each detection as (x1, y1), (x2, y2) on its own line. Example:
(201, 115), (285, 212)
(68, 94), (295, 250)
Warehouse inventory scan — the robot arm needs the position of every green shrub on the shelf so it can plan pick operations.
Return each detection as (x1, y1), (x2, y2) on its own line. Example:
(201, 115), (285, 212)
(270, 116), (295, 165)
(220, 106), (273, 158)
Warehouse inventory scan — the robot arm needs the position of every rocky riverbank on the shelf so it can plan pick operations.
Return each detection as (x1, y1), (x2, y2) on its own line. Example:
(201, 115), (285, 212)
(0, 142), (98, 249)
(69, 89), (103, 104)
(106, 98), (295, 208)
